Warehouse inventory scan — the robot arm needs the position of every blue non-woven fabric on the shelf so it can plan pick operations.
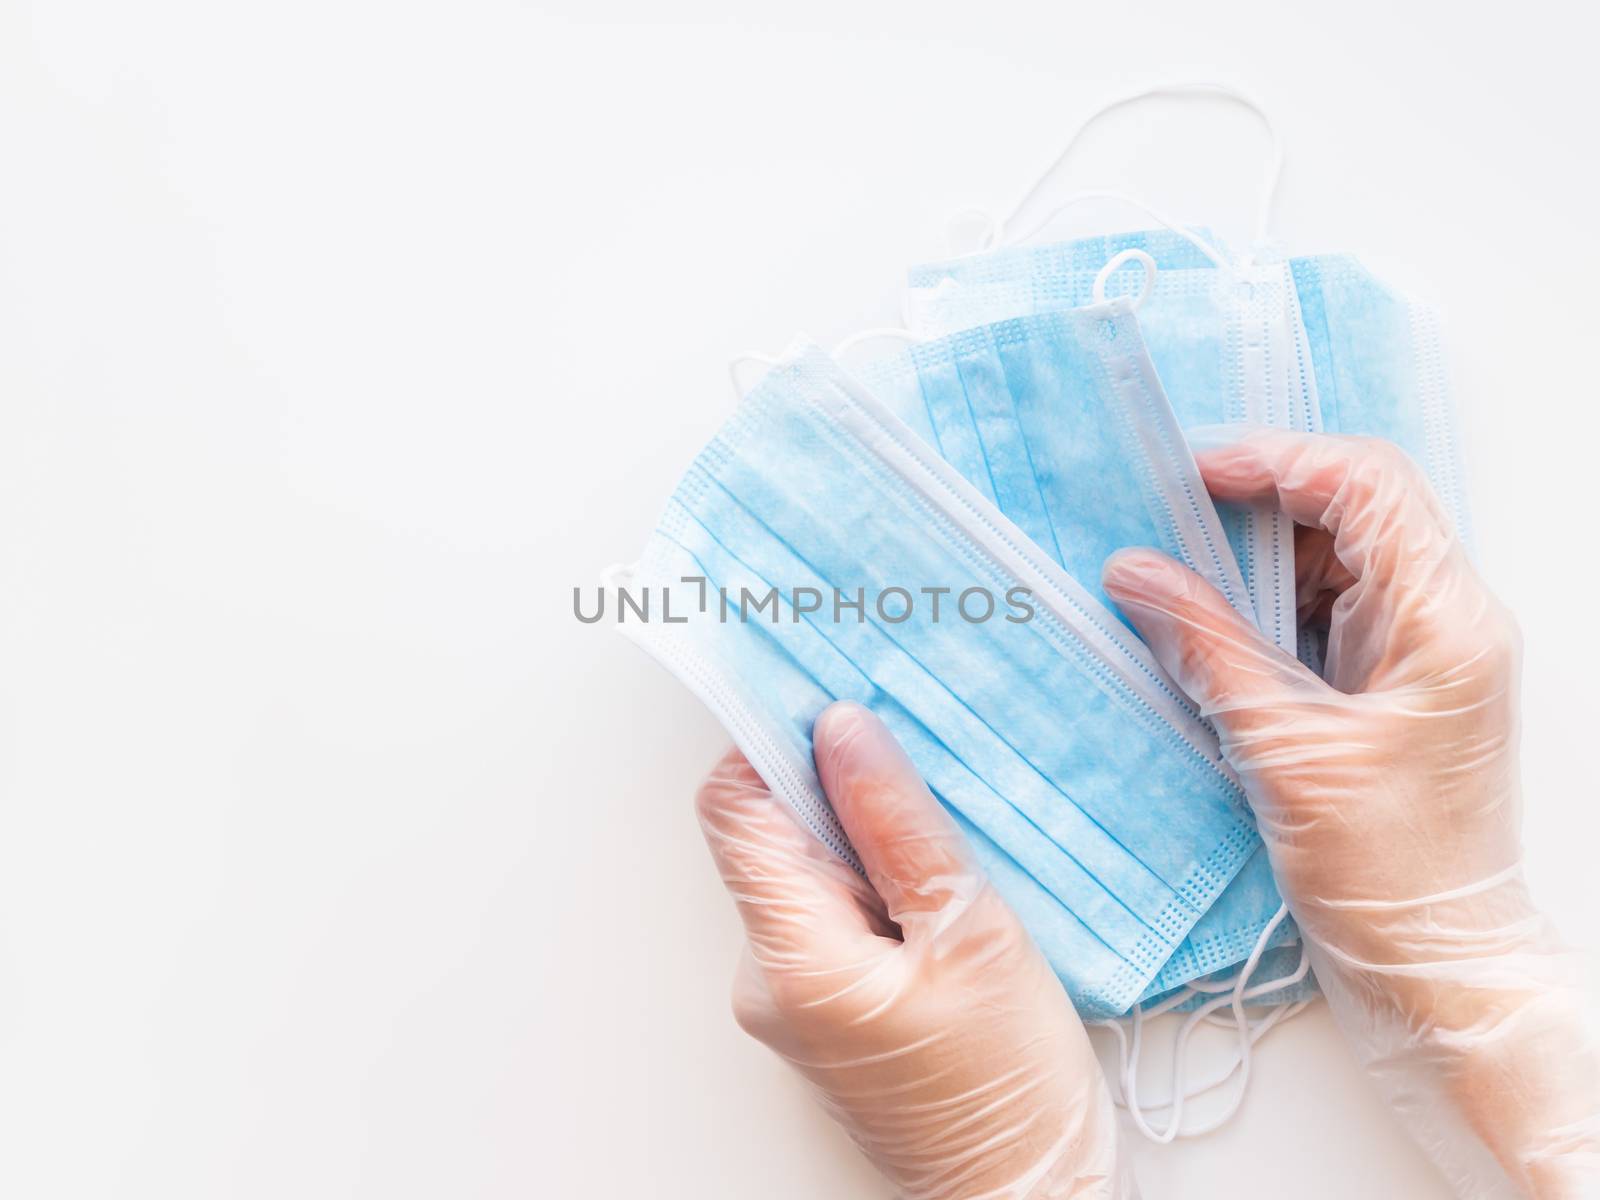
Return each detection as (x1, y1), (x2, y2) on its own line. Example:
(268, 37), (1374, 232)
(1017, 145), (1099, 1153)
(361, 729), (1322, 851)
(618, 338), (1261, 1018)
(903, 232), (1313, 654)
(858, 306), (1252, 630)
(1290, 254), (1471, 543)
(892, 241), (1315, 1000)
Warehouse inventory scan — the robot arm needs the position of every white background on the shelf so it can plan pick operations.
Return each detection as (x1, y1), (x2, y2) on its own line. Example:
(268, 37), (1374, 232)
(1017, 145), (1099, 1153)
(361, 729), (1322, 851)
(0, 2), (1596, 1197)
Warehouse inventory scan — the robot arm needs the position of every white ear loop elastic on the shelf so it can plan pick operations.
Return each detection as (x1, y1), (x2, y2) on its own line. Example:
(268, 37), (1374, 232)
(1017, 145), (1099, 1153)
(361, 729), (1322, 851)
(727, 351), (781, 396)
(1102, 996), (1310, 1118)
(1095, 904), (1311, 1140)
(978, 189), (1232, 273)
(1093, 248), (1159, 310)
(597, 562), (631, 590)
(832, 327), (921, 360)
(727, 328), (922, 398)
(959, 81), (1283, 267)
(736, 248), (1156, 389)
(1111, 910), (1309, 1138)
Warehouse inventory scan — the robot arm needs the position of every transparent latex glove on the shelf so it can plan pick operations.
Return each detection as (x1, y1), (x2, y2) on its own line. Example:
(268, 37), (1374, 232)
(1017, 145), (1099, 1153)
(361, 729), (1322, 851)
(1102, 430), (1600, 1200)
(696, 702), (1135, 1200)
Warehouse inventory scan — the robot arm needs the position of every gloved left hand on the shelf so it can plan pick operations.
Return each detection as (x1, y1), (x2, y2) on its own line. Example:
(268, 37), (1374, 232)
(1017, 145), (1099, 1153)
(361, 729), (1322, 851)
(695, 701), (1134, 1199)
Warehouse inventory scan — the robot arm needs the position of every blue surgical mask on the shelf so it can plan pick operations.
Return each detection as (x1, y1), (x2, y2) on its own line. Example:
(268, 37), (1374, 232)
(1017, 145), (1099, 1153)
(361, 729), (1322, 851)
(1135, 847), (1299, 1001)
(1290, 254), (1471, 542)
(1141, 943), (1317, 1013)
(904, 227), (1224, 334)
(903, 235), (1318, 657)
(858, 286), (1254, 630)
(612, 337), (1261, 1018)
(891, 242), (1317, 1003)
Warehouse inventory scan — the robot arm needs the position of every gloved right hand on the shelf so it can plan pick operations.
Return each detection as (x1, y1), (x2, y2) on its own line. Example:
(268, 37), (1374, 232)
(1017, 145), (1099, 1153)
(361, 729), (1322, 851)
(1102, 430), (1600, 1200)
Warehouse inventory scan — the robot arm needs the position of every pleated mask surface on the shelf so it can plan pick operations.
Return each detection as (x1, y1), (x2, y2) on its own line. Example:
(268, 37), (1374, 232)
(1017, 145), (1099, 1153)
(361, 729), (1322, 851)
(1290, 254), (1471, 544)
(610, 340), (1259, 1018)
(857, 292), (1253, 631)
(890, 247), (1317, 1005)
(903, 233), (1318, 656)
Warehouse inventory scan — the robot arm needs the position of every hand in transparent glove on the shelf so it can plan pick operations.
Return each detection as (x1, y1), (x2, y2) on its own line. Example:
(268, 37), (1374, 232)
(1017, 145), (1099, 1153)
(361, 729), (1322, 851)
(1102, 430), (1600, 1199)
(696, 702), (1134, 1200)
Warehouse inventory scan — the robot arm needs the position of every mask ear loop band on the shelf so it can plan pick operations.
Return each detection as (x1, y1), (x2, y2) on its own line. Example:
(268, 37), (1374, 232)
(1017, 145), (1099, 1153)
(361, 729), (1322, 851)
(1096, 904), (1310, 1140)
(1121, 909), (1281, 1141)
(958, 190), (1231, 275)
(1132, 908), (1306, 1139)
(1099, 996), (1310, 1117)
(1188, 940), (1310, 997)
(1007, 81), (1282, 255)
(832, 327), (922, 359)
(962, 80), (1283, 267)
(1013, 191), (1231, 271)
(728, 328), (923, 398)
(728, 351), (782, 397)
(1141, 937), (1312, 1124)
(1093, 249), (1159, 310)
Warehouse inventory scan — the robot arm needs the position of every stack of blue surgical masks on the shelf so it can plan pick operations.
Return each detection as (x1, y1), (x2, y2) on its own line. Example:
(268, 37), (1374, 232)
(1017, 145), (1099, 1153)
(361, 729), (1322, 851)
(608, 84), (1470, 1135)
